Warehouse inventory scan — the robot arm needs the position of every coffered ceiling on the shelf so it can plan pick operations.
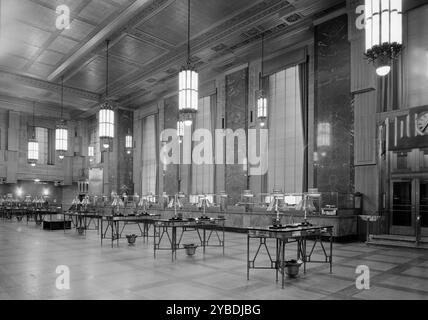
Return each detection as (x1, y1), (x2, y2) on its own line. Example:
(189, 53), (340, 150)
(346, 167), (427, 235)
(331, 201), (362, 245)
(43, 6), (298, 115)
(0, 0), (344, 117)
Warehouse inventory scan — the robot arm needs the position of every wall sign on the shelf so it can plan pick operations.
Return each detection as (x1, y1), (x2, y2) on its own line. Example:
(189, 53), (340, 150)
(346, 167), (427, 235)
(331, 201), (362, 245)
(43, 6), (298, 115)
(388, 106), (428, 151)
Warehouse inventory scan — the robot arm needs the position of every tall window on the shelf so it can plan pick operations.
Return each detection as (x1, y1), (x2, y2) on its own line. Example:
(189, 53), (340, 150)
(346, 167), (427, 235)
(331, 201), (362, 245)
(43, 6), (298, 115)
(191, 96), (214, 194)
(89, 127), (101, 163)
(142, 115), (157, 195)
(267, 66), (304, 193)
(35, 127), (48, 165)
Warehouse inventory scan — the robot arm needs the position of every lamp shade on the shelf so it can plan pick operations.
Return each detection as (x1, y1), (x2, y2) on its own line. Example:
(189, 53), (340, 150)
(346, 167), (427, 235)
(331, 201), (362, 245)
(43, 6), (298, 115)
(99, 102), (114, 139)
(257, 90), (267, 126)
(88, 146), (94, 157)
(179, 68), (198, 126)
(55, 124), (68, 154)
(365, 0), (402, 76)
(125, 134), (133, 149)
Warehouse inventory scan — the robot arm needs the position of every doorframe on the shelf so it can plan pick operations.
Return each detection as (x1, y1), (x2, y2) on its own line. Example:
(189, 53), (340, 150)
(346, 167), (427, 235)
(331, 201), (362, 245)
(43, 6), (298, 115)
(389, 178), (416, 236)
(389, 174), (428, 237)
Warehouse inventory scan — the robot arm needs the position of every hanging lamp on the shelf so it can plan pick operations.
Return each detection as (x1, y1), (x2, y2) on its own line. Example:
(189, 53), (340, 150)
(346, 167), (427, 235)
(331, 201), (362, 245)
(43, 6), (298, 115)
(28, 102), (38, 167)
(125, 130), (133, 154)
(178, 0), (198, 126)
(257, 33), (267, 127)
(99, 39), (114, 149)
(55, 76), (68, 160)
(364, 0), (403, 76)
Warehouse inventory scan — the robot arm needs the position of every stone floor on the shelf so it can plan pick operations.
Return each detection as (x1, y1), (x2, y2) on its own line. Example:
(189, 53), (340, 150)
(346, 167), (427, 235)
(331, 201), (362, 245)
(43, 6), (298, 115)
(1, 220), (428, 300)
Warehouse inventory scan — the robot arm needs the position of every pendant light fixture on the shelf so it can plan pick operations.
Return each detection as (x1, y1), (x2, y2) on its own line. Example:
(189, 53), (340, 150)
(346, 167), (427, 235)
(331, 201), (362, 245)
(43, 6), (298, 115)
(125, 130), (133, 154)
(178, 0), (198, 126)
(257, 33), (267, 127)
(88, 145), (95, 162)
(28, 102), (39, 167)
(55, 76), (68, 160)
(99, 39), (114, 150)
(364, 0), (402, 76)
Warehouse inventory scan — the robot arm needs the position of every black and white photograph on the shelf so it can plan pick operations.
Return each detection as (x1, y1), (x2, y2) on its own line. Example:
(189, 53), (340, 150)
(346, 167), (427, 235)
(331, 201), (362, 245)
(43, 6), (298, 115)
(0, 0), (427, 307)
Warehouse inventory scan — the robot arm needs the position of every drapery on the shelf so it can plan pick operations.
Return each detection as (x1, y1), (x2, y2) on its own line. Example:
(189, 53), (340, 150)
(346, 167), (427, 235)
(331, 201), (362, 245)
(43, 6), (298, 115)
(141, 114), (157, 195)
(191, 96), (214, 194)
(267, 65), (304, 193)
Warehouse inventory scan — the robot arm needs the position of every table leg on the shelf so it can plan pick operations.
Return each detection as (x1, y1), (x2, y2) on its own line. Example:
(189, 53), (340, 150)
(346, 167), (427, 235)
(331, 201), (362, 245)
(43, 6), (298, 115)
(153, 224), (156, 259)
(247, 234), (250, 281)
(203, 228), (206, 254)
(222, 222), (225, 255)
(330, 230), (333, 274)
(100, 218), (103, 246)
(276, 238), (279, 282)
(281, 240), (285, 289)
(116, 221), (120, 247)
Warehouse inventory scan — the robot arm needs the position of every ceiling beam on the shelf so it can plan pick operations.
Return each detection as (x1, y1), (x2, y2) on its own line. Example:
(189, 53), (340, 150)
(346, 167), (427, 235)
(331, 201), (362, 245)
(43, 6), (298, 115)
(0, 70), (100, 102)
(48, 0), (176, 82)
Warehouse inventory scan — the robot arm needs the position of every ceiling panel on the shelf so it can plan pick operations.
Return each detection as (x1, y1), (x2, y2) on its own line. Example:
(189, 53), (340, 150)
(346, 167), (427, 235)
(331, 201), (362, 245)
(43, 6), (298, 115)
(1, 21), (52, 48)
(78, 0), (118, 24)
(27, 62), (55, 78)
(35, 0), (85, 12)
(66, 55), (136, 92)
(36, 50), (64, 66)
(14, 0), (58, 32)
(0, 41), (40, 61)
(48, 36), (80, 54)
(109, 35), (167, 65)
(60, 19), (96, 41)
(136, 0), (260, 46)
(0, 55), (29, 71)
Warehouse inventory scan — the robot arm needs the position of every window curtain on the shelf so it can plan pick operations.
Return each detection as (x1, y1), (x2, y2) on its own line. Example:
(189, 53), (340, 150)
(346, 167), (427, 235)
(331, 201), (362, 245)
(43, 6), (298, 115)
(191, 96), (214, 194)
(141, 114), (157, 195)
(267, 65), (304, 193)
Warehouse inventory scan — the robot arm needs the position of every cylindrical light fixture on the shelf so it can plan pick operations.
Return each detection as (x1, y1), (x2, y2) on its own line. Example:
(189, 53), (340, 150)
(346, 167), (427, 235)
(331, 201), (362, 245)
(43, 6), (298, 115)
(364, 0), (402, 76)
(257, 33), (267, 127)
(178, 0), (198, 126)
(125, 132), (133, 154)
(99, 102), (114, 149)
(55, 124), (68, 160)
(28, 138), (38, 167)
(28, 102), (38, 167)
(55, 76), (68, 160)
(88, 145), (95, 162)
(257, 90), (267, 127)
(99, 40), (114, 150)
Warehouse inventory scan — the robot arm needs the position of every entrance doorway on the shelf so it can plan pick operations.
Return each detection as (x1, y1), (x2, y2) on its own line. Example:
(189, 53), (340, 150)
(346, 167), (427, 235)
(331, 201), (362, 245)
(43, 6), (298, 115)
(390, 179), (428, 237)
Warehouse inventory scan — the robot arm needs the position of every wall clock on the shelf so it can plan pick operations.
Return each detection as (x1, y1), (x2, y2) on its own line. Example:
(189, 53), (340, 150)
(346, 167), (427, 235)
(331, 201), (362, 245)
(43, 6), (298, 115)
(416, 111), (428, 135)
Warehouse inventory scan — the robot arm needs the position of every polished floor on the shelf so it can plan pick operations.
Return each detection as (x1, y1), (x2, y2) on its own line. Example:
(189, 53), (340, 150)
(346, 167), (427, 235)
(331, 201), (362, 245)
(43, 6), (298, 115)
(0, 220), (428, 300)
